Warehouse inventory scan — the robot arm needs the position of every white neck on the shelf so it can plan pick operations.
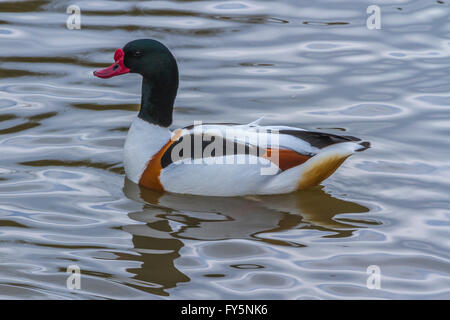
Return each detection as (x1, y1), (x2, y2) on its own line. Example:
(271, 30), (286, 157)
(123, 117), (172, 183)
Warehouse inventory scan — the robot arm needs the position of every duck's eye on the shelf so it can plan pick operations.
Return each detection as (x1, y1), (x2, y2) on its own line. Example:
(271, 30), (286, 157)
(132, 50), (143, 57)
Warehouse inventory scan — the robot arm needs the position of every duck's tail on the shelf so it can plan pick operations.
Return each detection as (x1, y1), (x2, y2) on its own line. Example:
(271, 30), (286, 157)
(261, 141), (369, 194)
(355, 140), (371, 152)
(295, 141), (369, 190)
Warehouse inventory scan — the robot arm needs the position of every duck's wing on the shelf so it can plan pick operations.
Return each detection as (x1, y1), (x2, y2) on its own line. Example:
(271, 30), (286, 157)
(180, 121), (314, 156)
(167, 122), (369, 171)
(275, 128), (370, 152)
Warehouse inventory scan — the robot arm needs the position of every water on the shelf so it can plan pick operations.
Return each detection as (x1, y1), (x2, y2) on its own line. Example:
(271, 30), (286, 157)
(0, 0), (449, 299)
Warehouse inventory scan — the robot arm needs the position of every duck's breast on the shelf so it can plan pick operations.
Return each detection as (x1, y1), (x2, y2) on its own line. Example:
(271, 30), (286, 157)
(124, 118), (172, 184)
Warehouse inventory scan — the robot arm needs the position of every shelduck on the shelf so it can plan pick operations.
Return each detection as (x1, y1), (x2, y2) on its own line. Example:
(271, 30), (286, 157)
(94, 39), (370, 196)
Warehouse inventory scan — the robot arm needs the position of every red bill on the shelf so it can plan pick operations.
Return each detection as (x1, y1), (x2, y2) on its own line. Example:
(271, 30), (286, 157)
(93, 48), (130, 78)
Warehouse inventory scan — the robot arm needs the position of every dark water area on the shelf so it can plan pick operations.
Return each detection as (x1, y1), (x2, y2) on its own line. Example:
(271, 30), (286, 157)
(0, 0), (449, 299)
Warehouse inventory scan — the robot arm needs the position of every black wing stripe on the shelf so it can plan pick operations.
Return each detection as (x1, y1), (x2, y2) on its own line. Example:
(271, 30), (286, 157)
(161, 133), (261, 168)
(279, 130), (361, 149)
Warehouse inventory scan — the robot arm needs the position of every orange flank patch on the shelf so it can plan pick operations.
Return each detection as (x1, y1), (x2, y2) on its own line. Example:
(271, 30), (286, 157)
(139, 129), (183, 191)
(263, 148), (311, 171)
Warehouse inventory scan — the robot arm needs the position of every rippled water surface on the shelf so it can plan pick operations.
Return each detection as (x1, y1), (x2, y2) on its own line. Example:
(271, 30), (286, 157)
(0, 0), (449, 299)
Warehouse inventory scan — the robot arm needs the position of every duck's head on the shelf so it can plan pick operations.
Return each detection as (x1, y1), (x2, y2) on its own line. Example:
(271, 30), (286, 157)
(94, 39), (178, 80)
(94, 39), (179, 127)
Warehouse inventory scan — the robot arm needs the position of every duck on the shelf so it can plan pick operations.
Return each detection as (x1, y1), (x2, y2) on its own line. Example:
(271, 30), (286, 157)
(94, 39), (370, 197)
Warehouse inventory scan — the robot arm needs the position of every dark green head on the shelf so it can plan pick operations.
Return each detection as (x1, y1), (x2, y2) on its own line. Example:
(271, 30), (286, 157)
(122, 39), (178, 81)
(94, 39), (179, 127)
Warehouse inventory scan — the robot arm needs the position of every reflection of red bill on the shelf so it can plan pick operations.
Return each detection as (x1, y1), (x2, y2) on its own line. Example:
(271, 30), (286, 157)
(93, 48), (130, 78)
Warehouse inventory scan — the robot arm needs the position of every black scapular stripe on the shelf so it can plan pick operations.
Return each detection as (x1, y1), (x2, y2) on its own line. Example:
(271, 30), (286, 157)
(160, 133), (261, 168)
(279, 130), (362, 149)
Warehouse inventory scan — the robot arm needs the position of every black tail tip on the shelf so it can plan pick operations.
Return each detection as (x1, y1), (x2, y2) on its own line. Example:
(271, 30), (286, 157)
(356, 141), (371, 152)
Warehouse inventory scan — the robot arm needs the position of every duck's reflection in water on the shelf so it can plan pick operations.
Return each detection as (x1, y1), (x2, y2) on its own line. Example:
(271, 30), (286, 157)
(121, 178), (374, 296)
